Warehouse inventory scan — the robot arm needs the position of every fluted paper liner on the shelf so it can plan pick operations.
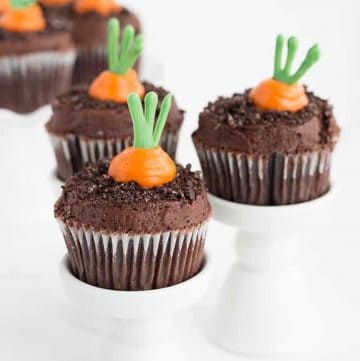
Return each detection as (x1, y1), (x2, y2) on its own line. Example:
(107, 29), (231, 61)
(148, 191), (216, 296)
(194, 141), (332, 205)
(48, 131), (179, 180)
(72, 45), (140, 86)
(58, 220), (208, 290)
(0, 50), (75, 114)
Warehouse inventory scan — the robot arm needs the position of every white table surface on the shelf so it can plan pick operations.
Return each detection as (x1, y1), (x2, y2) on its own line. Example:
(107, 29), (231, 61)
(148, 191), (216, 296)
(1, 1), (360, 359)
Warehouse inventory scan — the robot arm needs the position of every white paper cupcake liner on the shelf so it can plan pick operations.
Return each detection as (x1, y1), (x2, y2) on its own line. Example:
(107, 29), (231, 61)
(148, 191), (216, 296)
(72, 45), (140, 86)
(58, 220), (208, 290)
(49, 131), (179, 181)
(194, 141), (332, 205)
(0, 50), (75, 114)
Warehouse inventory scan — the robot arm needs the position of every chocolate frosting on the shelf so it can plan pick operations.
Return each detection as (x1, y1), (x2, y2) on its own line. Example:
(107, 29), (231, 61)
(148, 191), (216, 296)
(46, 82), (185, 139)
(71, 8), (141, 47)
(55, 161), (211, 234)
(192, 89), (340, 154)
(0, 16), (74, 56)
(41, 3), (73, 24)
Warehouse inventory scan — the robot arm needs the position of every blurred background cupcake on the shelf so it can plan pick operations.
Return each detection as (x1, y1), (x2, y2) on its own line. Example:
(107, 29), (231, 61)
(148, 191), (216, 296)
(0, 0), (75, 113)
(40, 0), (72, 23)
(192, 35), (340, 205)
(46, 18), (184, 181)
(54, 91), (211, 290)
(71, 0), (140, 85)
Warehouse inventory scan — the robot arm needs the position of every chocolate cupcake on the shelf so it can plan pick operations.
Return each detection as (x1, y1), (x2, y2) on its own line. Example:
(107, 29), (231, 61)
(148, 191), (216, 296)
(46, 18), (184, 181)
(54, 91), (211, 290)
(193, 35), (340, 205)
(71, 0), (140, 85)
(40, 0), (73, 23)
(0, 0), (75, 113)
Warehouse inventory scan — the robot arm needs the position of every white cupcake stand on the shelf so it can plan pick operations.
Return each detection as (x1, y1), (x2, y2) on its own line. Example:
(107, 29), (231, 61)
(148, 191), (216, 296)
(60, 255), (212, 361)
(207, 190), (335, 356)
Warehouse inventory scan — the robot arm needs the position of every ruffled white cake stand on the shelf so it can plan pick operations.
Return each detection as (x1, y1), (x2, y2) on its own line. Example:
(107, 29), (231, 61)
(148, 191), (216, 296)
(208, 190), (335, 356)
(60, 255), (211, 361)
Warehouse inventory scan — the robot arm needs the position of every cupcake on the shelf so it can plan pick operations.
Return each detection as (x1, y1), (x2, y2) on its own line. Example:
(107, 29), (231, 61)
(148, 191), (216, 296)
(0, 0), (75, 113)
(46, 18), (184, 181)
(192, 35), (340, 205)
(54, 91), (211, 290)
(40, 0), (72, 23)
(71, 0), (140, 85)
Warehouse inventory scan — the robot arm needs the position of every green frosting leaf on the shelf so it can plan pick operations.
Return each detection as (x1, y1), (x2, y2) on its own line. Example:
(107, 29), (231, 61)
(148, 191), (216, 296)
(107, 18), (143, 75)
(273, 34), (321, 85)
(127, 92), (172, 149)
(10, 0), (36, 9)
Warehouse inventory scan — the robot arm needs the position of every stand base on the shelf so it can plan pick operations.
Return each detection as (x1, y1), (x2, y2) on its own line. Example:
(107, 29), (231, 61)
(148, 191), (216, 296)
(211, 261), (324, 356)
(208, 192), (334, 356)
(60, 255), (211, 361)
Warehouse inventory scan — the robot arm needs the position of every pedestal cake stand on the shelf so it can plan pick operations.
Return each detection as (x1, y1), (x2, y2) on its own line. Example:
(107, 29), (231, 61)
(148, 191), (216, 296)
(208, 190), (335, 356)
(60, 255), (211, 361)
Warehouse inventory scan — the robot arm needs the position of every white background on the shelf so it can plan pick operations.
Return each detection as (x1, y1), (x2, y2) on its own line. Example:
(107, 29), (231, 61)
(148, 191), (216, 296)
(1, 0), (360, 360)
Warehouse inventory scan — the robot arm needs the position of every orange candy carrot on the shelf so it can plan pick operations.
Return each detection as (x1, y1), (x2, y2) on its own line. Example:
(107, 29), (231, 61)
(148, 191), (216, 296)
(0, 2), (46, 32)
(89, 69), (144, 103)
(109, 92), (176, 188)
(250, 35), (321, 112)
(0, 0), (10, 13)
(109, 146), (176, 188)
(40, 0), (71, 6)
(74, 0), (120, 15)
(89, 18), (144, 103)
(250, 78), (308, 112)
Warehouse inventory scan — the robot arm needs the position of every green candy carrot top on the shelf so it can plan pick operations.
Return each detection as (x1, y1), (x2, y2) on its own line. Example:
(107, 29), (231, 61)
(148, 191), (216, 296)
(89, 17), (144, 103)
(250, 34), (321, 112)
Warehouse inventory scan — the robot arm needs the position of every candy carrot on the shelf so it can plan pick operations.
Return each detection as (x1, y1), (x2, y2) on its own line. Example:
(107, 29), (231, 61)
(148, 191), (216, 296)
(0, 0), (46, 32)
(40, 0), (71, 6)
(250, 35), (321, 112)
(0, 0), (10, 13)
(89, 18), (144, 103)
(108, 92), (176, 188)
(74, 0), (120, 16)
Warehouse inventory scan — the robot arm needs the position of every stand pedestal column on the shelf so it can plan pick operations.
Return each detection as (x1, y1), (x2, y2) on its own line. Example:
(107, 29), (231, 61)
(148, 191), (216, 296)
(208, 192), (335, 356)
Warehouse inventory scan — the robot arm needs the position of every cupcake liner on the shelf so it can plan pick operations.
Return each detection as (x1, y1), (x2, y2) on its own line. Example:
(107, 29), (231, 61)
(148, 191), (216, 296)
(49, 131), (179, 181)
(0, 50), (75, 114)
(57, 220), (208, 290)
(194, 141), (332, 205)
(72, 45), (140, 86)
